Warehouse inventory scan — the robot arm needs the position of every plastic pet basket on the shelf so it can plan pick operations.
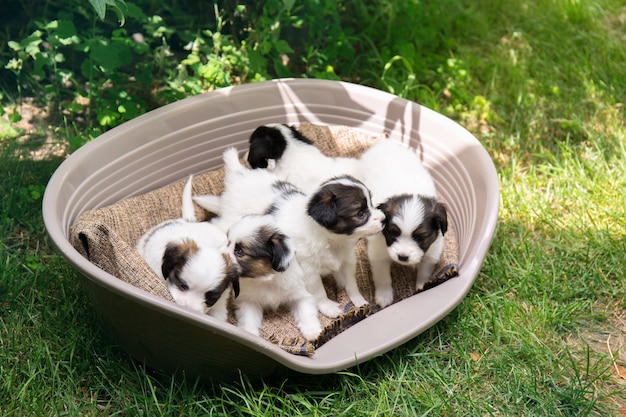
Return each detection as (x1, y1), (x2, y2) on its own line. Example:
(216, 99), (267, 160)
(43, 79), (499, 379)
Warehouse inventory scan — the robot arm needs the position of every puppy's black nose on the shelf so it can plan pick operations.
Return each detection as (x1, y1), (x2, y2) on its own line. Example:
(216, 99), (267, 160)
(397, 255), (409, 262)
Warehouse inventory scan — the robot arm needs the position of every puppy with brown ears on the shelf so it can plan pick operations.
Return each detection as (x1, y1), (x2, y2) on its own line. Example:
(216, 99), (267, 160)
(226, 213), (322, 340)
(135, 176), (240, 320)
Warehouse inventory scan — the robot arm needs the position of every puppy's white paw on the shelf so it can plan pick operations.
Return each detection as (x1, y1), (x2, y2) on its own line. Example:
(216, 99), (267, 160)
(349, 293), (369, 307)
(299, 322), (323, 341)
(317, 299), (343, 318)
(415, 277), (430, 292)
(208, 308), (228, 322)
(239, 324), (261, 337)
(375, 287), (394, 308)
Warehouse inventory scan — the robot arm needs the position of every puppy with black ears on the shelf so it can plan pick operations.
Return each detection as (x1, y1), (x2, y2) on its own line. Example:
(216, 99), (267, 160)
(268, 174), (386, 310)
(247, 123), (359, 193)
(226, 213), (322, 340)
(195, 148), (385, 314)
(358, 140), (448, 308)
(135, 176), (241, 320)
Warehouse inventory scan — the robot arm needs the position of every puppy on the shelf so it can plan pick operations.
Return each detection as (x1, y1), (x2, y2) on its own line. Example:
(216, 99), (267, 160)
(226, 213), (322, 340)
(268, 174), (386, 310)
(135, 176), (240, 320)
(195, 148), (385, 314)
(247, 123), (359, 193)
(193, 146), (299, 233)
(359, 140), (448, 307)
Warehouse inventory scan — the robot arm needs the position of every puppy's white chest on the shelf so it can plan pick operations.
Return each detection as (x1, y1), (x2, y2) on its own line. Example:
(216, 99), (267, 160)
(319, 253), (343, 275)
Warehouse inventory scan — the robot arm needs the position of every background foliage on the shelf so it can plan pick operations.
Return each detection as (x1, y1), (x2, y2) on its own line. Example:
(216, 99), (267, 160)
(1, 0), (358, 148)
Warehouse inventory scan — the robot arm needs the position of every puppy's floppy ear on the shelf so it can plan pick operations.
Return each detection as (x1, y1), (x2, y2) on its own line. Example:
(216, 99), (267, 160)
(162, 241), (197, 283)
(377, 201), (391, 218)
(231, 278), (240, 298)
(431, 201), (448, 235)
(268, 232), (294, 272)
(222, 253), (241, 298)
(286, 124), (314, 144)
(247, 125), (288, 169)
(307, 188), (338, 229)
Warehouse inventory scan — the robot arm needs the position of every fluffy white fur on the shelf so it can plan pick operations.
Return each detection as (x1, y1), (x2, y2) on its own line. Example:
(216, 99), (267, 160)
(226, 214), (322, 340)
(195, 148), (385, 314)
(193, 147), (294, 233)
(247, 123), (360, 193)
(359, 140), (447, 307)
(270, 175), (385, 309)
(135, 176), (239, 320)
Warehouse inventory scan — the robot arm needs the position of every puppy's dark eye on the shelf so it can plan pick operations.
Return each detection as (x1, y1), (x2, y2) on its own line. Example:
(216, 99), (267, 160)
(178, 282), (189, 291)
(356, 209), (367, 219)
(413, 231), (429, 245)
(234, 244), (245, 257)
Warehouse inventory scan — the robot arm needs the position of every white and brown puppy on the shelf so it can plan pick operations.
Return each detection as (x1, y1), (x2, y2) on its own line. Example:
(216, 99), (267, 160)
(135, 176), (240, 320)
(195, 148), (385, 313)
(359, 140), (448, 307)
(247, 123), (359, 193)
(226, 213), (322, 340)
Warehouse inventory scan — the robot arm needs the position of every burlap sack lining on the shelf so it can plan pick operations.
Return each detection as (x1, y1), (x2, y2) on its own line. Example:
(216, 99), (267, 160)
(70, 123), (459, 357)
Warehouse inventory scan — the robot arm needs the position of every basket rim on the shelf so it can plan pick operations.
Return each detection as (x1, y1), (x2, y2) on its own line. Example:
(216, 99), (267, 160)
(43, 78), (499, 375)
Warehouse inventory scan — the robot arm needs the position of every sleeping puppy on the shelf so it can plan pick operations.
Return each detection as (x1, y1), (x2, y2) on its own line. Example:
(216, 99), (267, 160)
(247, 123), (359, 193)
(226, 213), (322, 340)
(195, 148), (385, 314)
(359, 140), (448, 307)
(135, 176), (240, 320)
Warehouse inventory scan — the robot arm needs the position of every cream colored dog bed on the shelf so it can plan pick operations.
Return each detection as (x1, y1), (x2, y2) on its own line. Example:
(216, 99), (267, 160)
(70, 123), (459, 356)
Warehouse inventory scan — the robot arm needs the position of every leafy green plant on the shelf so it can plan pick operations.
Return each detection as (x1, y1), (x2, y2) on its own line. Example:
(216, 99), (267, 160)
(88, 0), (128, 22)
(2, 0), (358, 148)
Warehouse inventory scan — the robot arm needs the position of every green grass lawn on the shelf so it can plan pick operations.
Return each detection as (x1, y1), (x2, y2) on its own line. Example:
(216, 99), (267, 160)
(1, 0), (625, 415)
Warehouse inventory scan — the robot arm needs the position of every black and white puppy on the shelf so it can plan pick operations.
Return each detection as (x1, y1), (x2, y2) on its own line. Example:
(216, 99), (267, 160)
(135, 176), (240, 320)
(359, 140), (448, 307)
(226, 213), (322, 340)
(195, 148), (385, 314)
(247, 123), (359, 193)
(268, 174), (385, 310)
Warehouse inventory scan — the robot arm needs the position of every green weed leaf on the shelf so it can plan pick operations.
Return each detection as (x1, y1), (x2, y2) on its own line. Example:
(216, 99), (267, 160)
(8, 109), (22, 123)
(7, 41), (21, 52)
(274, 39), (293, 55)
(89, 0), (107, 20)
(282, 0), (296, 12)
(90, 40), (131, 72)
(88, 0), (128, 25)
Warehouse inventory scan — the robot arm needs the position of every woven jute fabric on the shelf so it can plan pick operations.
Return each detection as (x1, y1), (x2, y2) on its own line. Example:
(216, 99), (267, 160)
(70, 123), (459, 356)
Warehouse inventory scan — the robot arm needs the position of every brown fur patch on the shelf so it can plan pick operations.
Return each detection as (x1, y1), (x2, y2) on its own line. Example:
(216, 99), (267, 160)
(221, 252), (241, 289)
(232, 224), (290, 278)
(203, 253), (241, 306)
(235, 236), (275, 278)
(177, 239), (200, 256)
(161, 239), (200, 290)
